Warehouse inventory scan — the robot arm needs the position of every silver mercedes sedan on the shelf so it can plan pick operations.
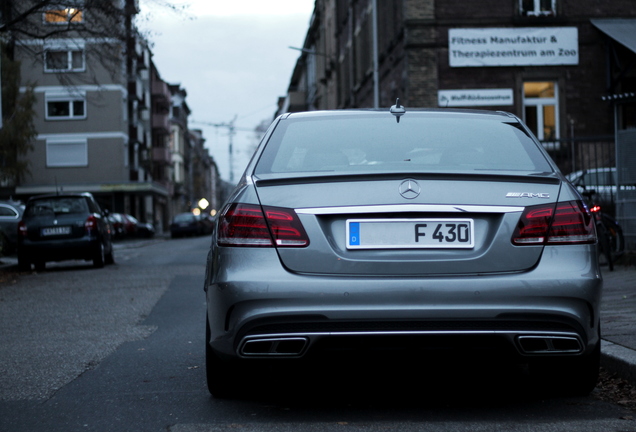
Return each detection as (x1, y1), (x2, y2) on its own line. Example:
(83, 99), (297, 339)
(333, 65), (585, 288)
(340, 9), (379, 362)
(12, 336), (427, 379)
(204, 104), (601, 398)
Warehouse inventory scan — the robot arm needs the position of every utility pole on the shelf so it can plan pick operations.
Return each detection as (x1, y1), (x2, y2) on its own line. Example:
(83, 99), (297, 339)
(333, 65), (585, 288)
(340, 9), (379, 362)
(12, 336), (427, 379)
(0, 52), (3, 130)
(195, 116), (238, 183)
(372, 0), (379, 108)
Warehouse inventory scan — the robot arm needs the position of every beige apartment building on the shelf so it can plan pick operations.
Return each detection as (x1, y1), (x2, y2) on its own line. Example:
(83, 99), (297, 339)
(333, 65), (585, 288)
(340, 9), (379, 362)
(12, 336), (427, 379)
(6, 0), (221, 230)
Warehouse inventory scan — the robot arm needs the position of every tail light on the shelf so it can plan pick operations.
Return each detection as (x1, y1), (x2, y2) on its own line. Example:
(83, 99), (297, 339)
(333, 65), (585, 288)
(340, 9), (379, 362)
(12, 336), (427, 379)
(217, 203), (309, 247)
(85, 215), (98, 232)
(18, 221), (27, 237)
(512, 200), (596, 245)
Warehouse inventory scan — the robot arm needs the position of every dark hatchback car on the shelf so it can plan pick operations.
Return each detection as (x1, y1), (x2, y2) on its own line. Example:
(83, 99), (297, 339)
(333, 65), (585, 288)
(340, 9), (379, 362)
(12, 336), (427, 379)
(17, 193), (114, 270)
(204, 105), (601, 398)
(0, 200), (24, 256)
(170, 212), (201, 238)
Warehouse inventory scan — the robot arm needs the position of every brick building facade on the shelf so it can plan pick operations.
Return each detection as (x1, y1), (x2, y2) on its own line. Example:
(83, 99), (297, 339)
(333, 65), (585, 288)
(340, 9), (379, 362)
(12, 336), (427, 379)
(281, 0), (636, 162)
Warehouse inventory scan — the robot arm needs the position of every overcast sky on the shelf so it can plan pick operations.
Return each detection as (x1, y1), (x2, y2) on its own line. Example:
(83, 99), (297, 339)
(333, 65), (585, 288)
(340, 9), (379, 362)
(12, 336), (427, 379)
(138, 0), (315, 185)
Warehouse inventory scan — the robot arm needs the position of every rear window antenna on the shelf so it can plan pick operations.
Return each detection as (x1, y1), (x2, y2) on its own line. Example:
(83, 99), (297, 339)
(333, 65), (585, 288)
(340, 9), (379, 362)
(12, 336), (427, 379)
(390, 98), (406, 123)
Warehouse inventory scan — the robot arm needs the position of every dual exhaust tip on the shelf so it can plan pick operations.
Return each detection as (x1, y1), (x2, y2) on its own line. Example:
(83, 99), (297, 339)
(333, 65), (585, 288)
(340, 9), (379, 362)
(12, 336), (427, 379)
(239, 335), (583, 357)
(517, 335), (582, 354)
(241, 337), (308, 357)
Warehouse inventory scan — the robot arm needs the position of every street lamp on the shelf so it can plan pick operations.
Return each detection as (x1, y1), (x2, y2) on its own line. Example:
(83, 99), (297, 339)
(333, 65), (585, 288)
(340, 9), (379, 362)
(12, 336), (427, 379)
(198, 198), (209, 210)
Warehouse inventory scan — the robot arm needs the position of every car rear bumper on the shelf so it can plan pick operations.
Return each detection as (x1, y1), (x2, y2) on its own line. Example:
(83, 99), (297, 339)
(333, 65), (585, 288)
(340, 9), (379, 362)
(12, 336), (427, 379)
(205, 244), (602, 360)
(19, 236), (100, 262)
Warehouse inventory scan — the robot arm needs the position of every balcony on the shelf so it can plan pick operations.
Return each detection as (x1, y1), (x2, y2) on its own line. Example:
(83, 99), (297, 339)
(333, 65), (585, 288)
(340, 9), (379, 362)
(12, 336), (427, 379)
(152, 147), (172, 165)
(152, 79), (170, 101)
(152, 113), (170, 134)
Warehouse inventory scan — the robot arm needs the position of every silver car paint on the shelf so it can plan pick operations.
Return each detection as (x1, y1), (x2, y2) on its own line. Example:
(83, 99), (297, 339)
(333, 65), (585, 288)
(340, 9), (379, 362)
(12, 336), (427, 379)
(205, 109), (601, 366)
(206, 241), (600, 358)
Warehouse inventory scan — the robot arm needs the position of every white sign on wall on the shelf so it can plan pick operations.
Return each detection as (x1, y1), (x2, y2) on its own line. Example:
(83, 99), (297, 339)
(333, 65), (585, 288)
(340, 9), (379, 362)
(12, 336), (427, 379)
(438, 89), (514, 107)
(449, 27), (579, 67)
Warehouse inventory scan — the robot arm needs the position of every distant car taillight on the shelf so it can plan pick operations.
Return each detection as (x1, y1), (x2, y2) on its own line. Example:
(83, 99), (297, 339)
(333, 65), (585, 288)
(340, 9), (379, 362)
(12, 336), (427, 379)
(512, 200), (596, 245)
(18, 221), (27, 237)
(217, 203), (309, 247)
(85, 215), (98, 232)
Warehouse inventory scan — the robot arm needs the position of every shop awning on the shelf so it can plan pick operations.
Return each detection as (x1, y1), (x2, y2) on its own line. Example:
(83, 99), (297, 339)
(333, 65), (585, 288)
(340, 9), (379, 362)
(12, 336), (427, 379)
(591, 18), (636, 54)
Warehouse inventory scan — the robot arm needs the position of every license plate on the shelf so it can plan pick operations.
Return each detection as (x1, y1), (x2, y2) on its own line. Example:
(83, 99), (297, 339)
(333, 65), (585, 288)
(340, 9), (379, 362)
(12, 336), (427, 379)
(346, 218), (474, 249)
(41, 226), (72, 236)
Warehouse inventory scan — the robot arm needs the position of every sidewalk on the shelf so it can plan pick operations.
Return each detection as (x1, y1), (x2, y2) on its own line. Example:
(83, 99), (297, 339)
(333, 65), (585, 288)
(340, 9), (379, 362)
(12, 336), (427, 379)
(600, 264), (636, 384)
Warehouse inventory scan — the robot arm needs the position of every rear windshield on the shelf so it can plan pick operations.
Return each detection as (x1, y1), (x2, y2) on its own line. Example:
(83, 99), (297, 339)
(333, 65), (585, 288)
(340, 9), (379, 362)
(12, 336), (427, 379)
(255, 114), (553, 176)
(174, 213), (195, 223)
(25, 197), (89, 217)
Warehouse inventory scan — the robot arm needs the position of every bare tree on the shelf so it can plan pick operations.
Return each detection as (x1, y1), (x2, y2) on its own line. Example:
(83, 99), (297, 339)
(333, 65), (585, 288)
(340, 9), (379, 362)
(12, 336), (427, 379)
(0, 46), (36, 188)
(0, 0), (185, 188)
(0, 0), (186, 81)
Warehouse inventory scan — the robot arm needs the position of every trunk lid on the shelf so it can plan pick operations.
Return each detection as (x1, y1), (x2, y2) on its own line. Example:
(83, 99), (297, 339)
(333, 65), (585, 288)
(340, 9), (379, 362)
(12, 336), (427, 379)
(254, 174), (562, 276)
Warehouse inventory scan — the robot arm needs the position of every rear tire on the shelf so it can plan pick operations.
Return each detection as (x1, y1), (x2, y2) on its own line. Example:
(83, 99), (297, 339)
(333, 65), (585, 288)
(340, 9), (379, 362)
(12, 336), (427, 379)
(0, 233), (9, 257)
(205, 317), (242, 398)
(562, 342), (600, 396)
(17, 253), (30, 271)
(105, 245), (115, 265)
(93, 242), (105, 268)
(531, 341), (600, 396)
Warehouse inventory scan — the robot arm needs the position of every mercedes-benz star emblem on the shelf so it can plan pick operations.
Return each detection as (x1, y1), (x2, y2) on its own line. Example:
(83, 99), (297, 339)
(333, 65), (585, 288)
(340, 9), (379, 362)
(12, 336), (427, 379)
(399, 179), (421, 199)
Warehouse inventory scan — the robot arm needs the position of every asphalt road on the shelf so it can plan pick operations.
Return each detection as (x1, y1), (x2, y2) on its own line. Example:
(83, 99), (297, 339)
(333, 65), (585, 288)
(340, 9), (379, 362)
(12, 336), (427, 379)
(1, 236), (636, 432)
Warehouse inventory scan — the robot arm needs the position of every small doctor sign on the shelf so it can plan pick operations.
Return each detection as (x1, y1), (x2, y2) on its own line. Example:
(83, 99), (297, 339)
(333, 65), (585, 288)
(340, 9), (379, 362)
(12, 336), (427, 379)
(449, 27), (578, 67)
(438, 89), (513, 107)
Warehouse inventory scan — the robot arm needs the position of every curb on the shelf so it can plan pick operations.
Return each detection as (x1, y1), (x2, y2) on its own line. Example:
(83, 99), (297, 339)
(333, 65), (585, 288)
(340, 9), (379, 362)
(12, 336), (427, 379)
(601, 339), (636, 385)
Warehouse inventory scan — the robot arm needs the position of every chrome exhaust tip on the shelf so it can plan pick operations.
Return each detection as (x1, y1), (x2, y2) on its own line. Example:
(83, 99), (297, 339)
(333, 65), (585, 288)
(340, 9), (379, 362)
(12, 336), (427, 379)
(240, 337), (308, 357)
(517, 335), (582, 354)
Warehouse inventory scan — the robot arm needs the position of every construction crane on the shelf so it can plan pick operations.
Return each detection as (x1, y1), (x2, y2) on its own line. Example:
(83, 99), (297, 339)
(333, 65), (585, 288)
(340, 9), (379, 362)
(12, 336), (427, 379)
(192, 116), (253, 183)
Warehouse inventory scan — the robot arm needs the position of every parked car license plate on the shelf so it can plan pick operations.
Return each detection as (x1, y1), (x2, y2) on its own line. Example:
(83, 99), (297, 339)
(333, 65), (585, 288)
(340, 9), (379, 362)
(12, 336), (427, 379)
(41, 226), (72, 236)
(346, 218), (474, 249)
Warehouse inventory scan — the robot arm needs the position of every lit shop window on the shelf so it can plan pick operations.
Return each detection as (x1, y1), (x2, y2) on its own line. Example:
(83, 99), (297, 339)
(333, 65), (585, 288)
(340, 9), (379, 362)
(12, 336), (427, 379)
(44, 49), (85, 72)
(44, 8), (84, 24)
(520, 0), (556, 17)
(523, 82), (559, 142)
(46, 99), (86, 120)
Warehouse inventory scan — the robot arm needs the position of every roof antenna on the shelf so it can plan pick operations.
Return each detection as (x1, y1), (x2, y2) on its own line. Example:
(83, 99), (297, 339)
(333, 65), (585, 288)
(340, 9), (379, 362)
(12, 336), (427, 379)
(390, 98), (406, 123)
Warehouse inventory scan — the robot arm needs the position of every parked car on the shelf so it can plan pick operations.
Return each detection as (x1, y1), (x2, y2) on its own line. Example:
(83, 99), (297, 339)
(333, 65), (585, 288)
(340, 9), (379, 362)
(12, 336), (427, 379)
(17, 192), (114, 270)
(566, 167), (617, 208)
(125, 214), (155, 238)
(107, 212), (126, 239)
(198, 214), (215, 235)
(170, 212), (202, 238)
(118, 213), (139, 237)
(204, 106), (602, 398)
(0, 200), (24, 256)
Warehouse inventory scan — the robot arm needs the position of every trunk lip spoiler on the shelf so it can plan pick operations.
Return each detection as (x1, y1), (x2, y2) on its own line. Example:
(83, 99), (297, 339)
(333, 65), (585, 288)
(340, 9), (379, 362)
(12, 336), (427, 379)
(253, 173), (561, 188)
(296, 204), (524, 215)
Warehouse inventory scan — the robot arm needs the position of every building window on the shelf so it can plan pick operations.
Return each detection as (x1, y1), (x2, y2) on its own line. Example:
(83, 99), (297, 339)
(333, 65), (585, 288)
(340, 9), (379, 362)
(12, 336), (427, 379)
(44, 49), (85, 72)
(44, 7), (83, 24)
(46, 139), (88, 167)
(46, 97), (86, 120)
(523, 81), (559, 142)
(520, 0), (556, 17)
